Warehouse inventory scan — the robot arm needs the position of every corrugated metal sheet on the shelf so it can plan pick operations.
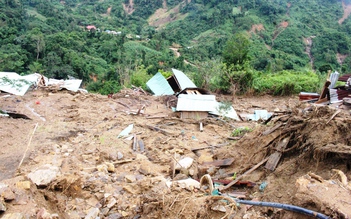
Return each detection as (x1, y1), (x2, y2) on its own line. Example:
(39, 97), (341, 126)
(0, 72), (39, 96)
(176, 94), (216, 111)
(209, 102), (240, 121)
(146, 72), (174, 96)
(172, 68), (196, 90)
(329, 71), (339, 89)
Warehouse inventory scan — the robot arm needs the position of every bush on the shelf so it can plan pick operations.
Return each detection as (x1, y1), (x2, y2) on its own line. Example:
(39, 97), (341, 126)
(86, 80), (122, 95)
(252, 70), (320, 95)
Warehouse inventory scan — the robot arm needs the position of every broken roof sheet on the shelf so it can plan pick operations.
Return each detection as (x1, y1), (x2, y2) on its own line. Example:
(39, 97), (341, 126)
(176, 94), (216, 111)
(0, 72), (40, 96)
(171, 68), (196, 90)
(146, 72), (174, 96)
(47, 79), (82, 92)
(209, 102), (240, 121)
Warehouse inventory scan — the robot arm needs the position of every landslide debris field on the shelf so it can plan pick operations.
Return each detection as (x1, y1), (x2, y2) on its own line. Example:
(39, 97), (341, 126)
(1, 88), (351, 219)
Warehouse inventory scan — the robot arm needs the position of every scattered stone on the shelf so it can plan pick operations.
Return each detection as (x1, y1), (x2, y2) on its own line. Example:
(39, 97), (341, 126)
(1, 188), (15, 201)
(106, 197), (117, 209)
(198, 153), (213, 164)
(123, 185), (140, 194)
(85, 207), (100, 219)
(211, 204), (226, 213)
(106, 162), (115, 172)
(37, 208), (52, 219)
(119, 210), (129, 217)
(16, 181), (31, 190)
(107, 213), (123, 219)
(0, 198), (6, 211)
(175, 157), (194, 170)
(27, 165), (60, 186)
(174, 178), (200, 190)
(97, 164), (108, 173)
(117, 152), (123, 160)
(1, 213), (24, 219)
(101, 207), (110, 216)
(125, 175), (136, 183)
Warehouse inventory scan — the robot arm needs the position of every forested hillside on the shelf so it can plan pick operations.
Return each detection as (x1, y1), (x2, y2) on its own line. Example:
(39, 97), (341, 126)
(1, 0), (351, 94)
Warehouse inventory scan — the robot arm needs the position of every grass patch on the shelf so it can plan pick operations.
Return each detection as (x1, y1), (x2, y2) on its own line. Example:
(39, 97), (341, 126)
(252, 70), (320, 95)
(26, 8), (47, 21)
(231, 127), (252, 137)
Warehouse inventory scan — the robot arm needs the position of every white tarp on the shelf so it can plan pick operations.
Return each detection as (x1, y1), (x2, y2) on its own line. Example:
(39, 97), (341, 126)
(0, 72), (41, 96)
(209, 102), (240, 121)
(0, 72), (83, 95)
(47, 79), (82, 92)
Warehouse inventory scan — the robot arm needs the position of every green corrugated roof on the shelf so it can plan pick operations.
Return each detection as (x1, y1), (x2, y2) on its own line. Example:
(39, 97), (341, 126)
(146, 72), (174, 96)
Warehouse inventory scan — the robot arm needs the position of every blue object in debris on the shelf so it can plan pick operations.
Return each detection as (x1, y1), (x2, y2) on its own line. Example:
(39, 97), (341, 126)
(259, 181), (268, 192)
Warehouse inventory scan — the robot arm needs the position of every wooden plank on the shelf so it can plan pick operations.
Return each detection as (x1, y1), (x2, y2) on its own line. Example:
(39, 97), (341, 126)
(145, 125), (172, 135)
(191, 142), (229, 152)
(180, 111), (208, 120)
(265, 136), (291, 171)
(220, 157), (269, 191)
(138, 140), (145, 152)
(262, 123), (283, 136)
(202, 158), (234, 167)
(326, 109), (341, 124)
(132, 134), (137, 151)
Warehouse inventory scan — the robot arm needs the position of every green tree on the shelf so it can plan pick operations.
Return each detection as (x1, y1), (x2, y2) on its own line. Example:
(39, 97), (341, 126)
(222, 32), (251, 66)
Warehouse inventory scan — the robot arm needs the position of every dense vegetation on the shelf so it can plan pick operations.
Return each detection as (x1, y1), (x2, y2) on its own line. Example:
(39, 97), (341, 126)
(0, 0), (350, 95)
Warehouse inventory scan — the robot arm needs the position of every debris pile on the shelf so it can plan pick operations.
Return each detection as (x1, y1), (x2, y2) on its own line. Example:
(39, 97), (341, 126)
(1, 69), (351, 219)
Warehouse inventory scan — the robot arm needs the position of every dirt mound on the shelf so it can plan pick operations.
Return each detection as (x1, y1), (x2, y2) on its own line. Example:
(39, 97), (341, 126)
(1, 88), (350, 218)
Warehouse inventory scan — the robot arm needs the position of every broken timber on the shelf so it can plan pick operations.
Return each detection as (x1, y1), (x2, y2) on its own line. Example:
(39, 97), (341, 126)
(133, 134), (137, 151)
(145, 125), (172, 135)
(191, 142), (229, 152)
(220, 157), (269, 191)
(202, 158), (235, 167)
(265, 136), (291, 171)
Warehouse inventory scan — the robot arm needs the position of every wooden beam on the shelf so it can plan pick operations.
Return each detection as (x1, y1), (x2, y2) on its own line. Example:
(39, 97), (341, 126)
(265, 136), (291, 171)
(220, 157), (269, 191)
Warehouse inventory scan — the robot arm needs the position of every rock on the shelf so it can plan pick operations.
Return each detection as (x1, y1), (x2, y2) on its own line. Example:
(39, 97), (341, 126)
(0, 198), (6, 211)
(198, 153), (213, 164)
(101, 207), (110, 216)
(16, 181), (31, 190)
(175, 157), (193, 170)
(85, 207), (100, 219)
(2, 188), (15, 201)
(1, 213), (25, 219)
(27, 165), (60, 187)
(106, 197), (117, 209)
(37, 208), (52, 219)
(97, 164), (108, 173)
(174, 178), (200, 190)
(106, 162), (115, 172)
(117, 152), (123, 160)
(211, 204), (226, 213)
(124, 175), (136, 183)
(107, 213), (123, 219)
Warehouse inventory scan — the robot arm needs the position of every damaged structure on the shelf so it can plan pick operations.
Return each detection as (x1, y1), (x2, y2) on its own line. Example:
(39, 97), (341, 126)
(0, 72), (84, 96)
(146, 68), (240, 120)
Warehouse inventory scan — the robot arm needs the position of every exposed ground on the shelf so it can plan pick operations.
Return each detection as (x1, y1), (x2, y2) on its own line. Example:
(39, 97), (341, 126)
(1, 87), (351, 219)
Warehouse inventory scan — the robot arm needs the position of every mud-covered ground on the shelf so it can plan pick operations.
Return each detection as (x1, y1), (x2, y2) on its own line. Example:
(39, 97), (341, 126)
(1, 88), (351, 219)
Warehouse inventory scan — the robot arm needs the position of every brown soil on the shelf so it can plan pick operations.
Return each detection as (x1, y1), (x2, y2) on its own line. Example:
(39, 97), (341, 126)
(337, 52), (348, 65)
(339, 0), (351, 24)
(122, 0), (135, 15)
(1, 88), (351, 218)
(249, 24), (265, 34)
